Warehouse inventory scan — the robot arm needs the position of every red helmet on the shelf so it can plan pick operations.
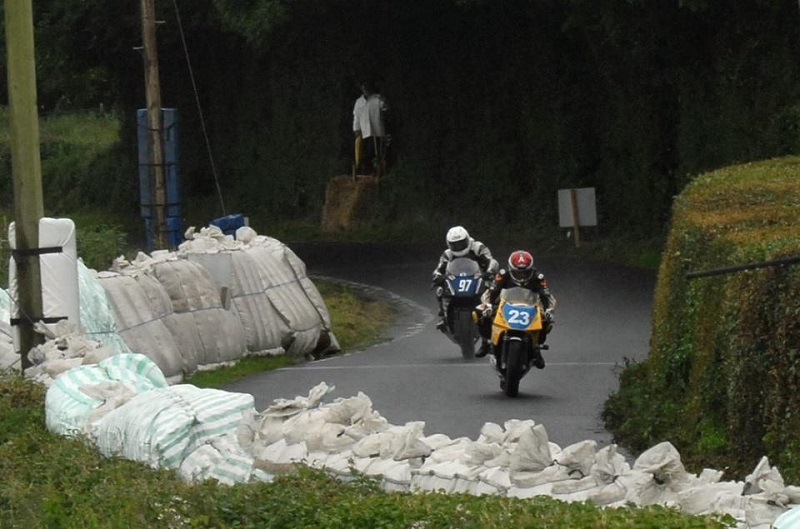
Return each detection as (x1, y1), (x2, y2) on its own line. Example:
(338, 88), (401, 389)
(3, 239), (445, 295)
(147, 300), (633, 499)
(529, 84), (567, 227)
(508, 250), (534, 285)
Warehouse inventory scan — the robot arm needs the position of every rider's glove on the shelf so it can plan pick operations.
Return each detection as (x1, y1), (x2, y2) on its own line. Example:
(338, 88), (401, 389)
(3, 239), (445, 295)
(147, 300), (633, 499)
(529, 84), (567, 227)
(432, 272), (444, 285)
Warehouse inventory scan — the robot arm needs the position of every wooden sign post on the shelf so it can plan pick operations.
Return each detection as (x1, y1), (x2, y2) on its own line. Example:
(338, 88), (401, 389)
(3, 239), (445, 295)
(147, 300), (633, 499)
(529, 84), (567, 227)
(558, 188), (598, 248)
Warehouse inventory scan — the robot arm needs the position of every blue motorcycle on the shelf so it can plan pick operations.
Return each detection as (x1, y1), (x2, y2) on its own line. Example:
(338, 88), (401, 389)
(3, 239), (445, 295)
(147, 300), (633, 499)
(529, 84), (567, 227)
(435, 257), (488, 359)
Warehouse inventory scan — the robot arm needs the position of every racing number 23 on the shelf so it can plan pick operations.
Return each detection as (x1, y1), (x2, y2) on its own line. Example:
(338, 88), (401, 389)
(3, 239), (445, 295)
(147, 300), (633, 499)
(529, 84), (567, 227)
(507, 309), (531, 327)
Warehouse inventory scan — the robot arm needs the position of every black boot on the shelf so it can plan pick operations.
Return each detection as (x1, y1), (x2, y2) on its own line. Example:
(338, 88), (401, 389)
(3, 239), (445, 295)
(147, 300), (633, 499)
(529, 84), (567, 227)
(532, 349), (545, 369)
(436, 308), (447, 331)
(476, 340), (491, 358)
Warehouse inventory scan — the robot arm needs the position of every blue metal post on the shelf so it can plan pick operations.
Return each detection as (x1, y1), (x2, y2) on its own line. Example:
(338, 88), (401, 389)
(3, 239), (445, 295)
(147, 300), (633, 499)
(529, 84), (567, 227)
(137, 108), (182, 250)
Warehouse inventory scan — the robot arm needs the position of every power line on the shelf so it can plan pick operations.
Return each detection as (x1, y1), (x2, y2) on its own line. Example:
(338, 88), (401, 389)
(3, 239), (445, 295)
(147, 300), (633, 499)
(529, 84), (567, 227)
(170, 0), (227, 216)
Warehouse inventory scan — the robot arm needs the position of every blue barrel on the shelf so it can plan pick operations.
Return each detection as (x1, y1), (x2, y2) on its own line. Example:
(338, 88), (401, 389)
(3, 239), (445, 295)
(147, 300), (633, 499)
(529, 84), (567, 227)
(210, 214), (246, 237)
(137, 108), (183, 249)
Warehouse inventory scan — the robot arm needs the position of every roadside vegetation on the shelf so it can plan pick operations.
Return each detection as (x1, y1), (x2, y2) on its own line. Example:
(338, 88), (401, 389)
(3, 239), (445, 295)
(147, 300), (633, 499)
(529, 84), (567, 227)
(603, 156), (800, 483)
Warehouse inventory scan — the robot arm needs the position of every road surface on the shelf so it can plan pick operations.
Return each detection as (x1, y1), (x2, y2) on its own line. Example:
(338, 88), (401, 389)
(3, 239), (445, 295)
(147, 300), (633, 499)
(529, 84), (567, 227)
(225, 242), (655, 451)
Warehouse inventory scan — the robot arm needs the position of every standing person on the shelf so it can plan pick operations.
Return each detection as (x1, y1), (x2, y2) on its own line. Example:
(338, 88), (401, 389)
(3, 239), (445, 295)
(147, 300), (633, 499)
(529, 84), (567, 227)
(353, 80), (389, 177)
(432, 226), (499, 355)
(476, 250), (556, 367)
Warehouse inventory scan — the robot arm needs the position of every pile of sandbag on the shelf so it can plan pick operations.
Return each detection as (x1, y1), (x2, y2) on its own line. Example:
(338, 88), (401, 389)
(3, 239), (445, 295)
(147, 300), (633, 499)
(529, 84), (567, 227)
(45, 353), (800, 529)
(1, 224), (338, 383)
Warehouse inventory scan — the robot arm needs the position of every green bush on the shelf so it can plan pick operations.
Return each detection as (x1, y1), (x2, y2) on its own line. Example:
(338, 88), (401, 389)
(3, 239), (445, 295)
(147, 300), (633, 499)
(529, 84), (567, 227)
(0, 108), (136, 220)
(72, 218), (130, 272)
(604, 156), (800, 481)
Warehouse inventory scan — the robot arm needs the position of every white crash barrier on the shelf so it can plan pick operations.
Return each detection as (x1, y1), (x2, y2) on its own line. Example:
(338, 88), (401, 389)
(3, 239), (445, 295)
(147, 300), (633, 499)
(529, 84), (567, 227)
(774, 505), (800, 528)
(8, 218), (80, 350)
(97, 270), (191, 382)
(0, 289), (16, 370)
(180, 226), (335, 357)
(43, 353), (800, 529)
(77, 262), (134, 360)
(0, 224), (338, 381)
(106, 253), (249, 374)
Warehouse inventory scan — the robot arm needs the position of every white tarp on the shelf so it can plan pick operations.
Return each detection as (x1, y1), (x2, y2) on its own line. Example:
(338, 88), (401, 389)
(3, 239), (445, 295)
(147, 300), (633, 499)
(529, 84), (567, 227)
(77, 261), (134, 359)
(149, 258), (247, 367)
(98, 271), (188, 382)
(178, 226), (336, 357)
(45, 353), (168, 436)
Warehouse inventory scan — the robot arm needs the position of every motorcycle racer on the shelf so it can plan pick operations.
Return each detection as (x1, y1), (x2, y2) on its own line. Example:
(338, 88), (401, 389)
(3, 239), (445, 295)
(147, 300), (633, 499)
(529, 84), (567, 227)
(432, 226), (499, 352)
(476, 250), (556, 367)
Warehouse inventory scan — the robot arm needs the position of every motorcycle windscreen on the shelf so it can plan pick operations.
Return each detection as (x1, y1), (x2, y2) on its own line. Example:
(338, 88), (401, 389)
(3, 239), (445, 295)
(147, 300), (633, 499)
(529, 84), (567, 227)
(445, 257), (483, 297)
(493, 287), (543, 331)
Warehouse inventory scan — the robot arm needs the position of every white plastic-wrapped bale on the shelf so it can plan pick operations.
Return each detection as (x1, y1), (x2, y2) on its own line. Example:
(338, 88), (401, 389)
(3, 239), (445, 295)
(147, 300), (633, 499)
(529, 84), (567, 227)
(278, 238), (340, 354)
(98, 272), (186, 382)
(0, 289), (16, 370)
(245, 236), (331, 356)
(222, 249), (289, 354)
(89, 382), (256, 482)
(45, 353), (168, 436)
(8, 218), (80, 350)
(77, 262), (135, 358)
(150, 259), (247, 368)
(178, 226), (340, 358)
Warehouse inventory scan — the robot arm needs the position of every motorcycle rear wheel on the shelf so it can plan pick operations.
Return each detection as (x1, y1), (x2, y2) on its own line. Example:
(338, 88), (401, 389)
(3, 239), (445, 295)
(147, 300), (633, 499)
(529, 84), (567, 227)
(504, 340), (524, 397)
(453, 308), (477, 360)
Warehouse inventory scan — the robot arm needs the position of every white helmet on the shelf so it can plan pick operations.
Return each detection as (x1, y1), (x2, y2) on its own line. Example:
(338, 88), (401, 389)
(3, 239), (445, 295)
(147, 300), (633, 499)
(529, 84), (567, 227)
(446, 226), (471, 257)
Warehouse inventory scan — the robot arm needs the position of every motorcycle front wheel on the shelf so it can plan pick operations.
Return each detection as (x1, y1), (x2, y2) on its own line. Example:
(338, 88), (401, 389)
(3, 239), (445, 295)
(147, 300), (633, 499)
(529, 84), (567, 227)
(453, 308), (477, 360)
(504, 339), (524, 397)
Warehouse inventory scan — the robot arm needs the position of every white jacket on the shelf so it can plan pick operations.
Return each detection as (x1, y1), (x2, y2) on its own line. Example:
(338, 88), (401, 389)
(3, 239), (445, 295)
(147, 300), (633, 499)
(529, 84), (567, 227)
(353, 93), (388, 138)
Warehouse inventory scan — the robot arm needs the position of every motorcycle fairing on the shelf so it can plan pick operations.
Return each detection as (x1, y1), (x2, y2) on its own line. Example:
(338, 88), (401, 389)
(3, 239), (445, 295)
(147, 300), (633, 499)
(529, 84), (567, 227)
(445, 258), (484, 298)
(490, 287), (543, 344)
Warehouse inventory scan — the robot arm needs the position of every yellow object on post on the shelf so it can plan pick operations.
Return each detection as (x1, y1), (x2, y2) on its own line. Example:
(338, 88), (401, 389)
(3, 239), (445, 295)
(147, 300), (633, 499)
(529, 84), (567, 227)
(353, 136), (363, 180)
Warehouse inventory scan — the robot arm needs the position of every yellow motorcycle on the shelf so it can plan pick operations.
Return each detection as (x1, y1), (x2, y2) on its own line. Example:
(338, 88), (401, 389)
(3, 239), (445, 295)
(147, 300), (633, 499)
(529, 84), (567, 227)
(489, 286), (548, 397)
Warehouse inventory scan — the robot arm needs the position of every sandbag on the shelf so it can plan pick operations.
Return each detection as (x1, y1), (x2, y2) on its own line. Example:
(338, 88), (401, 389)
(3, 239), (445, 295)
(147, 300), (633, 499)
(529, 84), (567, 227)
(98, 272), (186, 381)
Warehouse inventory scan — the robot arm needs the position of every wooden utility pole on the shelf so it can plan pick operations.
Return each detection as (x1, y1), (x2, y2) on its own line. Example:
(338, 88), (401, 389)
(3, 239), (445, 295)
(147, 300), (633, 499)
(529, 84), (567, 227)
(141, 0), (167, 249)
(569, 188), (582, 248)
(4, 0), (45, 371)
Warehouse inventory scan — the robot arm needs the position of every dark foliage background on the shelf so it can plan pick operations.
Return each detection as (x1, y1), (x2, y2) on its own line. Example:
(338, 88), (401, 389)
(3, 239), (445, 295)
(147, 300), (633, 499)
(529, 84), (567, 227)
(2, 0), (800, 239)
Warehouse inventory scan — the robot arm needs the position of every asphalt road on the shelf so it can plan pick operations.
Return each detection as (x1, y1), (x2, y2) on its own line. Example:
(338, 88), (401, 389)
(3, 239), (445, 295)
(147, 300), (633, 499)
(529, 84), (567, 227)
(224, 242), (656, 452)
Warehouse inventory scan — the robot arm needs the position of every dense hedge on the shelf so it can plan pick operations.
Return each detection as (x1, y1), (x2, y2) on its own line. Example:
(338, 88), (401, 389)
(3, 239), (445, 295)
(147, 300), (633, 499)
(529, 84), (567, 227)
(603, 156), (800, 482)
